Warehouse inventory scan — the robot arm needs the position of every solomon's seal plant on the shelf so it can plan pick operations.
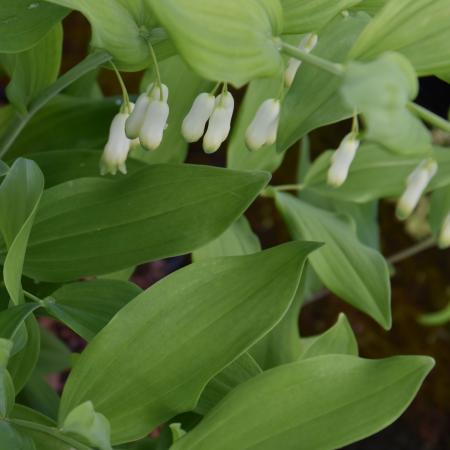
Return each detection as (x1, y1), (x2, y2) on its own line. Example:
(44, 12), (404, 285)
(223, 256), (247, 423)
(0, 0), (449, 449)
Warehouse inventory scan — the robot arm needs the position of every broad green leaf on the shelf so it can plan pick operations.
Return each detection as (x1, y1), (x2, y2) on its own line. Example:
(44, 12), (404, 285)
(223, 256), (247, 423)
(351, 0), (388, 14)
(8, 316), (40, 393)
(275, 193), (391, 328)
(14, 165), (269, 282)
(0, 422), (35, 450)
(63, 69), (102, 99)
(227, 75), (285, 172)
(0, 159), (44, 304)
(46, 280), (142, 341)
(300, 313), (358, 359)
(35, 326), (71, 375)
(277, 13), (370, 153)
(281, 0), (361, 34)
(26, 150), (145, 188)
(429, 185), (450, 244)
(147, 0), (284, 87)
(341, 52), (431, 155)
(59, 242), (317, 443)
(171, 355), (433, 450)
(0, 0), (68, 53)
(0, 339), (14, 418)
(350, 0), (450, 77)
(304, 144), (450, 202)
(1, 24), (62, 114)
(133, 55), (212, 165)
(195, 354), (262, 416)
(193, 216), (260, 261)
(8, 96), (117, 159)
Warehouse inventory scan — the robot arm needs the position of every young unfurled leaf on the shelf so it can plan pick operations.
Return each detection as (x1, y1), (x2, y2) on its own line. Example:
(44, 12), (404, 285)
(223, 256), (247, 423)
(13, 165), (269, 282)
(170, 355), (434, 450)
(147, 0), (284, 87)
(281, 0), (361, 34)
(275, 193), (391, 328)
(341, 52), (431, 155)
(59, 242), (317, 443)
(350, 0), (450, 77)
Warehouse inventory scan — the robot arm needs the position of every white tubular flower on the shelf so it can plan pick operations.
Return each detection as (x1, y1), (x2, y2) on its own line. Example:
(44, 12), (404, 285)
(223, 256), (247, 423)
(284, 33), (318, 87)
(396, 159), (438, 220)
(245, 99), (281, 151)
(100, 104), (135, 176)
(182, 93), (216, 143)
(203, 92), (234, 154)
(139, 100), (170, 151)
(147, 82), (169, 102)
(438, 213), (450, 248)
(125, 93), (150, 139)
(327, 133), (360, 187)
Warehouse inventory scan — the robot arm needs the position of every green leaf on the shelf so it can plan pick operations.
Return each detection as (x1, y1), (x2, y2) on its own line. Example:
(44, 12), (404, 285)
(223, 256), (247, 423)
(147, 0), (283, 87)
(275, 193), (391, 328)
(304, 144), (450, 202)
(133, 55), (212, 165)
(350, 0), (450, 77)
(281, 0), (361, 34)
(341, 52), (431, 155)
(0, 0), (68, 53)
(351, 0), (388, 14)
(13, 165), (269, 282)
(429, 185), (450, 245)
(0, 159), (44, 304)
(59, 242), (317, 444)
(171, 355), (434, 450)
(277, 13), (370, 153)
(45, 280), (142, 341)
(193, 216), (260, 261)
(195, 354), (262, 416)
(227, 75), (285, 172)
(300, 313), (358, 359)
(0, 422), (35, 450)
(0, 24), (62, 114)
(0, 339), (15, 418)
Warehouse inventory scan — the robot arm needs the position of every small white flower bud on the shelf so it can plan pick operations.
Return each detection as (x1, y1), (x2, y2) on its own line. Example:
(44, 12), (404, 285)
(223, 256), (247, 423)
(203, 92), (234, 154)
(139, 100), (170, 151)
(284, 33), (319, 87)
(245, 99), (281, 151)
(100, 108), (133, 176)
(327, 133), (360, 187)
(125, 93), (150, 139)
(396, 159), (438, 220)
(438, 213), (450, 249)
(182, 93), (216, 143)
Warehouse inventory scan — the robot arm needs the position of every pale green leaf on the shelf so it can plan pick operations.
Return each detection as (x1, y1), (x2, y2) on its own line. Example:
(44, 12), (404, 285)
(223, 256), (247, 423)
(0, 422), (35, 450)
(59, 242), (317, 444)
(351, 0), (388, 14)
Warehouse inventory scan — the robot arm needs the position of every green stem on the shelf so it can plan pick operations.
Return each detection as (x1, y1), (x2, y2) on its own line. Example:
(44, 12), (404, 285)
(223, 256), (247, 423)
(23, 290), (44, 305)
(110, 62), (131, 112)
(146, 40), (163, 100)
(0, 51), (111, 160)
(272, 184), (305, 193)
(387, 236), (436, 264)
(408, 102), (450, 134)
(280, 41), (344, 76)
(9, 419), (93, 450)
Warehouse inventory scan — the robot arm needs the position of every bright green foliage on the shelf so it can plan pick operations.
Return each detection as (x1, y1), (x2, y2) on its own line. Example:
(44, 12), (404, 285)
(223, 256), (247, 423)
(59, 242), (316, 443)
(171, 355), (434, 450)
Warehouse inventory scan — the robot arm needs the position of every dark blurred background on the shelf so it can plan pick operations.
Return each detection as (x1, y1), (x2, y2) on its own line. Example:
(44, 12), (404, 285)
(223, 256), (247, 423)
(2, 12), (450, 450)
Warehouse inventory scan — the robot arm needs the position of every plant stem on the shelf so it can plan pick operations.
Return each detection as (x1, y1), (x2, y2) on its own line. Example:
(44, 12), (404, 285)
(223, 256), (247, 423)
(280, 41), (344, 76)
(387, 236), (436, 264)
(23, 289), (44, 304)
(408, 102), (450, 134)
(10, 419), (94, 450)
(274, 184), (305, 193)
(111, 62), (131, 112)
(146, 40), (163, 100)
(0, 51), (111, 160)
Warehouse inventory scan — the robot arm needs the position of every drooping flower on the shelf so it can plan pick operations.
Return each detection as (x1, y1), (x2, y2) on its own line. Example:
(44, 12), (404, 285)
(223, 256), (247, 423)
(327, 133), (360, 187)
(245, 99), (281, 151)
(100, 103), (135, 176)
(438, 213), (450, 248)
(203, 92), (234, 154)
(139, 100), (170, 151)
(396, 159), (438, 220)
(284, 33), (318, 87)
(182, 93), (216, 143)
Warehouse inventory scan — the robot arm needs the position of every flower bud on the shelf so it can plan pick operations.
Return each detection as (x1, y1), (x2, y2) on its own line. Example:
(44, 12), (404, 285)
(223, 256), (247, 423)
(396, 159), (438, 220)
(125, 93), (150, 139)
(327, 133), (360, 187)
(100, 106), (134, 176)
(182, 93), (216, 143)
(139, 100), (170, 151)
(203, 92), (234, 154)
(245, 99), (281, 151)
(284, 33), (318, 87)
(147, 82), (169, 102)
(438, 213), (450, 249)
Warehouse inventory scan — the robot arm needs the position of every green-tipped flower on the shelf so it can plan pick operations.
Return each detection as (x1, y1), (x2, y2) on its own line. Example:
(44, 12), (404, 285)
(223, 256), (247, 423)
(327, 133), (360, 187)
(182, 93), (216, 143)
